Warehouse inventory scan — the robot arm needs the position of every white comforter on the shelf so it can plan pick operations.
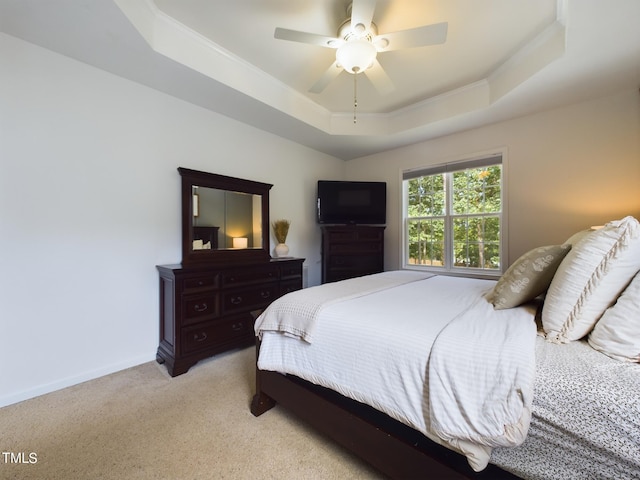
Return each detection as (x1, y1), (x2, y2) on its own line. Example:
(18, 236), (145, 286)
(255, 270), (432, 342)
(255, 272), (538, 471)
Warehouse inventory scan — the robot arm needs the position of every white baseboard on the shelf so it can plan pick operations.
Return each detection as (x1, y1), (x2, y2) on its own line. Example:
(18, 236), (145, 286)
(0, 353), (156, 408)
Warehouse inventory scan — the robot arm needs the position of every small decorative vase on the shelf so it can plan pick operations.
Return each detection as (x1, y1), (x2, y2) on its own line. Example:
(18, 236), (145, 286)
(275, 243), (289, 257)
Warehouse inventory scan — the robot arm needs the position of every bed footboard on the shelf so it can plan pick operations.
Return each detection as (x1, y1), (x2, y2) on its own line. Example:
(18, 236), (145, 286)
(250, 354), (518, 479)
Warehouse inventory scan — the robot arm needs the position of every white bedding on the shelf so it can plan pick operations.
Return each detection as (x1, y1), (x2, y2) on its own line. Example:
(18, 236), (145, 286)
(428, 292), (536, 448)
(256, 272), (538, 471)
(254, 270), (431, 342)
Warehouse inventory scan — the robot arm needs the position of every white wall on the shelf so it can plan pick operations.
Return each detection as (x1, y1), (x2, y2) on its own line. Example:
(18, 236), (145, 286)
(0, 33), (344, 407)
(346, 89), (640, 271)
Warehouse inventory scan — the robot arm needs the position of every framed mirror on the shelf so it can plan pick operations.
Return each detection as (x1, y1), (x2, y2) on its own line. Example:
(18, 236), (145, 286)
(178, 167), (272, 266)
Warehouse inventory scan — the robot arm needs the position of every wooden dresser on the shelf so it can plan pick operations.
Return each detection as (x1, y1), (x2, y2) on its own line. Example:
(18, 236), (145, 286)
(157, 257), (304, 376)
(321, 225), (385, 283)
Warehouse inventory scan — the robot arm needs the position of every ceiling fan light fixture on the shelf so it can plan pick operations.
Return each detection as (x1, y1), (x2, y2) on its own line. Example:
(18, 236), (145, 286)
(336, 39), (377, 74)
(373, 37), (389, 50)
(352, 22), (366, 35)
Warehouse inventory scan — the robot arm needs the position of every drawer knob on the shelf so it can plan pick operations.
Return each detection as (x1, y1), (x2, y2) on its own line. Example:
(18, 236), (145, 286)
(232, 322), (244, 331)
(230, 296), (243, 305)
(193, 332), (207, 342)
(194, 303), (208, 312)
(260, 291), (271, 299)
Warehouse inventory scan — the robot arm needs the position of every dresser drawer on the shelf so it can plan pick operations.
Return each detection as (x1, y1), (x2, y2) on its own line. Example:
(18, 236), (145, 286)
(326, 230), (357, 242)
(280, 279), (302, 296)
(328, 242), (382, 254)
(182, 294), (220, 326)
(280, 263), (302, 279)
(221, 265), (279, 287)
(182, 315), (253, 354)
(222, 284), (278, 312)
(182, 274), (219, 292)
(325, 228), (383, 243)
(328, 254), (382, 270)
(355, 229), (384, 241)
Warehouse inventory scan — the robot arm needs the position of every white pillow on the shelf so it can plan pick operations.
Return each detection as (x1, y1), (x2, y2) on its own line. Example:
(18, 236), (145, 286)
(563, 228), (593, 247)
(588, 271), (640, 362)
(542, 216), (640, 343)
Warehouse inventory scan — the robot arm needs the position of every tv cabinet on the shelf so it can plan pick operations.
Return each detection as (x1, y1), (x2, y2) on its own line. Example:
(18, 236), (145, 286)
(321, 225), (385, 283)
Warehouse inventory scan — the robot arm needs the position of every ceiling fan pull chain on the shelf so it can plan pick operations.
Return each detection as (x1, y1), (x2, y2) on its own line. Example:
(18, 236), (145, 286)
(353, 74), (358, 124)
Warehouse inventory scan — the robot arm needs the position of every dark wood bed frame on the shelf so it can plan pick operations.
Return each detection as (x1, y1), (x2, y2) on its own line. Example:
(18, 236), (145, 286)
(250, 345), (519, 479)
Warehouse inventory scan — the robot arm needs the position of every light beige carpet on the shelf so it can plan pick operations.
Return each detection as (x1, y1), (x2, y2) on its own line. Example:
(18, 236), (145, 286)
(0, 347), (384, 479)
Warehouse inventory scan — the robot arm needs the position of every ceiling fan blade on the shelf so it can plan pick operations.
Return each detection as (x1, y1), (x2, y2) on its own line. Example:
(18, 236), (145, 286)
(350, 0), (376, 32)
(309, 61), (343, 93)
(274, 27), (342, 48)
(375, 22), (448, 51)
(364, 59), (394, 95)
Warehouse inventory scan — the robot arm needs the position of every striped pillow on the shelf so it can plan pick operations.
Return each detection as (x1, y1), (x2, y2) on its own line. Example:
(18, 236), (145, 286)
(542, 216), (640, 343)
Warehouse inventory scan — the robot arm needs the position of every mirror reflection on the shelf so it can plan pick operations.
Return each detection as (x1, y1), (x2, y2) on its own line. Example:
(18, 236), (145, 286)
(192, 186), (262, 251)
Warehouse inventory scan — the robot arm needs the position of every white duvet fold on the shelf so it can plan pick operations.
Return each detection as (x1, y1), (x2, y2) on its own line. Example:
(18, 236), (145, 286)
(428, 295), (537, 453)
(254, 270), (432, 342)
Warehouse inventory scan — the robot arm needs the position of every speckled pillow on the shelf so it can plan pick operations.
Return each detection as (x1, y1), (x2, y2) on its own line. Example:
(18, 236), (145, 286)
(542, 216), (640, 343)
(490, 245), (571, 310)
(588, 270), (640, 362)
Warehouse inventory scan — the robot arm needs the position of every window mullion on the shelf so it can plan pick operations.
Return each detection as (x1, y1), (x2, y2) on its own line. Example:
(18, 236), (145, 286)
(444, 172), (453, 270)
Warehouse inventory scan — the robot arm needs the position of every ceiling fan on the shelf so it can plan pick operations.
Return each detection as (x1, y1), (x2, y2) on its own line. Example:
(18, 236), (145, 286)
(274, 0), (448, 95)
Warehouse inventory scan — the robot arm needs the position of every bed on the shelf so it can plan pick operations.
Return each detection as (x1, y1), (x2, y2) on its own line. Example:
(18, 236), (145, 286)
(250, 216), (640, 479)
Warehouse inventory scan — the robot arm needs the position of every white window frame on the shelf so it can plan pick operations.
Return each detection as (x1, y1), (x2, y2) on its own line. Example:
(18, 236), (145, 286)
(400, 149), (508, 278)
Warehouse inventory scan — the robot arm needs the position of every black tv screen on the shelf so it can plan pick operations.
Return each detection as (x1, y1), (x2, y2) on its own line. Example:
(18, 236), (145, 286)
(317, 180), (386, 225)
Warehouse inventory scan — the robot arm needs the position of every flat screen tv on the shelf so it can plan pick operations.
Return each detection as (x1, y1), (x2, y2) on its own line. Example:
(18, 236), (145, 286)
(317, 180), (386, 225)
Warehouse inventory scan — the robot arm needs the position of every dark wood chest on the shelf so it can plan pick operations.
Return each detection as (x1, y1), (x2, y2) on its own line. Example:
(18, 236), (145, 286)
(157, 258), (304, 376)
(321, 225), (385, 283)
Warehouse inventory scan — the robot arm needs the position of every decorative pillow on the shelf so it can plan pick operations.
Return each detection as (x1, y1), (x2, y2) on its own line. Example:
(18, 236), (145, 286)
(491, 245), (571, 310)
(563, 228), (593, 247)
(542, 216), (640, 343)
(588, 271), (640, 362)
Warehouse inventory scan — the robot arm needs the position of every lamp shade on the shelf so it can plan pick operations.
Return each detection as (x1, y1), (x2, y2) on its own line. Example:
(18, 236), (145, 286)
(232, 237), (248, 249)
(336, 39), (377, 74)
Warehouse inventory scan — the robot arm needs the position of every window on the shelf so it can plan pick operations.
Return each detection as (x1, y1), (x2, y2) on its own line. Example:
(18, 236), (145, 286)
(402, 154), (504, 275)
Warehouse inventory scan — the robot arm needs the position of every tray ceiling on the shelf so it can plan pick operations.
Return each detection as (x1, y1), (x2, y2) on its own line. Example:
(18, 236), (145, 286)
(2, 0), (639, 159)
